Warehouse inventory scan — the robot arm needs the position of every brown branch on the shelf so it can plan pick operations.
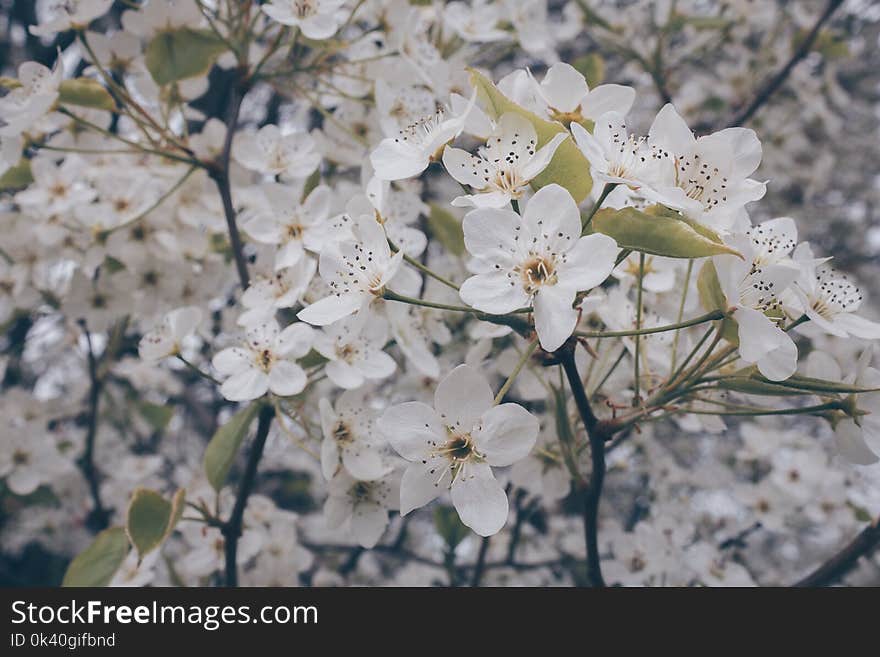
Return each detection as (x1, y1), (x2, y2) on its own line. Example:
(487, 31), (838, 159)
(77, 322), (110, 531)
(209, 78), (251, 290)
(793, 517), (880, 587)
(222, 404), (274, 586)
(727, 0), (844, 128)
(558, 339), (609, 587)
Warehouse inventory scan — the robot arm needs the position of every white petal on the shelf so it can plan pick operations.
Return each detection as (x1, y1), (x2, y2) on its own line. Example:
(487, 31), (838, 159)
(400, 461), (443, 515)
(370, 139), (428, 181)
(834, 421), (879, 465)
(326, 360), (366, 389)
(212, 347), (252, 375)
(342, 446), (386, 481)
(350, 502), (388, 548)
(297, 293), (363, 326)
(379, 401), (445, 461)
(540, 62), (588, 114)
(582, 84), (636, 121)
(533, 284), (578, 352)
(434, 364), (494, 430)
(220, 368), (268, 401)
(459, 271), (530, 314)
(462, 207), (520, 261)
(268, 359), (307, 396)
(473, 403), (539, 466)
(756, 333), (797, 382)
(451, 462), (508, 536)
(276, 322), (314, 357)
(557, 233), (618, 291)
(734, 307), (782, 364)
(321, 437), (340, 480)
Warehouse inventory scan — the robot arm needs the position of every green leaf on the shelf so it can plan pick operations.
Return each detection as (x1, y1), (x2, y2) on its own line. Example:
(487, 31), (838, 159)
(138, 400), (174, 432)
(145, 28), (227, 86)
(125, 488), (187, 561)
(58, 78), (115, 111)
(573, 53), (605, 88)
(62, 527), (129, 587)
(697, 261), (726, 312)
(716, 376), (811, 397)
(0, 159), (33, 192)
(426, 203), (465, 256)
(759, 373), (880, 395)
(697, 261), (737, 342)
(125, 488), (172, 560)
(204, 402), (261, 491)
(593, 206), (741, 259)
(434, 506), (469, 549)
(467, 69), (593, 202)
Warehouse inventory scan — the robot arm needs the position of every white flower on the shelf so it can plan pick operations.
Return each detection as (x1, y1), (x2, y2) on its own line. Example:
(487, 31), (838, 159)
(297, 216), (404, 326)
(646, 103), (766, 228)
(442, 112), (568, 208)
(509, 423), (571, 501)
(0, 61), (63, 137)
(324, 470), (400, 548)
(378, 365), (539, 536)
(370, 98), (473, 181)
(806, 350), (880, 465)
(233, 124), (321, 178)
(261, 0), (347, 40)
(532, 62), (636, 124)
(237, 259), (317, 327)
(386, 302), (452, 379)
(313, 315), (397, 389)
(139, 306), (203, 362)
(571, 111), (666, 190)
(459, 184), (619, 352)
(242, 183), (334, 271)
(791, 243), (880, 339)
(29, 0), (113, 37)
(443, 1), (509, 43)
(15, 156), (96, 215)
(319, 390), (387, 481)
(713, 235), (799, 381)
(0, 432), (69, 496)
(212, 320), (314, 401)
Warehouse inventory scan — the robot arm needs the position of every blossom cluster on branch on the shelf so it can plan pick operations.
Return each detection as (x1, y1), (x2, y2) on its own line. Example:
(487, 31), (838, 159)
(0, 0), (878, 587)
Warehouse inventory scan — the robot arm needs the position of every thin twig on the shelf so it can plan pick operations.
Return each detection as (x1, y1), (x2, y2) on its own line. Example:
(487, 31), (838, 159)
(222, 404), (274, 586)
(793, 517), (880, 587)
(727, 0), (844, 127)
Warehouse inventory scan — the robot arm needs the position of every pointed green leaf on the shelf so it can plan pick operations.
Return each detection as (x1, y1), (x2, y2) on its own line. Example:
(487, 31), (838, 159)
(204, 402), (260, 491)
(427, 203), (465, 256)
(760, 373), (880, 395)
(468, 69), (593, 202)
(298, 348), (329, 369)
(0, 159), (33, 192)
(593, 207), (741, 259)
(166, 488), (186, 539)
(716, 376), (811, 396)
(138, 400), (174, 432)
(573, 53), (605, 88)
(434, 506), (469, 549)
(126, 488), (172, 560)
(145, 28), (227, 86)
(59, 78), (115, 111)
(62, 527), (129, 587)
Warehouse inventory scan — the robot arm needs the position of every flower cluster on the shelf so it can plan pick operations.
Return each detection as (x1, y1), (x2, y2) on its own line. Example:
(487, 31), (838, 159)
(0, 0), (878, 589)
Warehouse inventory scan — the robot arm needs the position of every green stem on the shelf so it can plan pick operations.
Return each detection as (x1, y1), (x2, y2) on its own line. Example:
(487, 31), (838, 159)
(575, 309), (724, 339)
(633, 252), (645, 406)
(669, 259), (694, 371)
(494, 339), (539, 405)
(101, 166), (197, 237)
(582, 183), (616, 231)
(389, 238), (459, 291)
